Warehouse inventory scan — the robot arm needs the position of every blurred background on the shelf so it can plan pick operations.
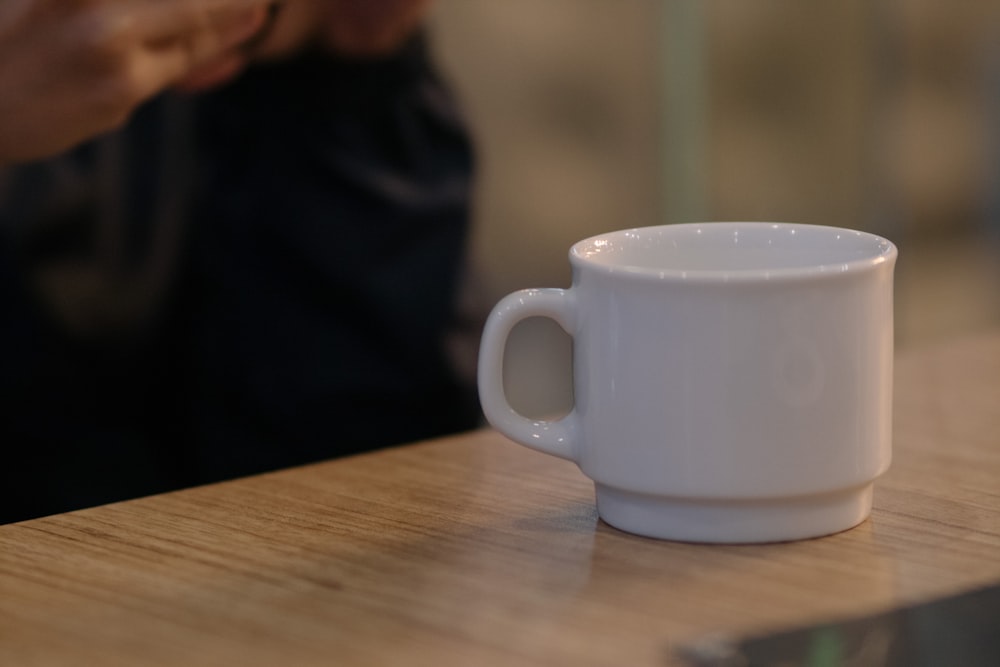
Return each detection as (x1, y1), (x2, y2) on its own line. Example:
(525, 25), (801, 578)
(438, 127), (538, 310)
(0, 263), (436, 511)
(428, 0), (1000, 415)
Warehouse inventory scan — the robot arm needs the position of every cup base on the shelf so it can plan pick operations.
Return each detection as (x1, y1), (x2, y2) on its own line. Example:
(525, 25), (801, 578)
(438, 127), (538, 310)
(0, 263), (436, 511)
(595, 483), (874, 543)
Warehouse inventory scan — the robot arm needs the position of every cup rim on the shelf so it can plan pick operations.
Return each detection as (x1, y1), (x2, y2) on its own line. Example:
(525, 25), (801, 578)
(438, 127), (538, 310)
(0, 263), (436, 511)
(569, 222), (897, 283)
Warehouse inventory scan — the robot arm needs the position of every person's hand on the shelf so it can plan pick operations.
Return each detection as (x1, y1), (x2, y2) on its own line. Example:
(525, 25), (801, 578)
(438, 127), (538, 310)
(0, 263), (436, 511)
(321, 0), (432, 57)
(0, 0), (272, 164)
(176, 0), (433, 93)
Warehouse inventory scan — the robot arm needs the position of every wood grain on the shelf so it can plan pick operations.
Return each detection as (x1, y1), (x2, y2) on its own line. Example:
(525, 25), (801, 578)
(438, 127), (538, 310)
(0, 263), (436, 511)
(1, 333), (999, 666)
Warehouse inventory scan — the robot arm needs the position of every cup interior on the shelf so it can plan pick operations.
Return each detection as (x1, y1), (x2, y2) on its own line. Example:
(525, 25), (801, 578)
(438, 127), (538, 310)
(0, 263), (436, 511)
(571, 222), (896, 280)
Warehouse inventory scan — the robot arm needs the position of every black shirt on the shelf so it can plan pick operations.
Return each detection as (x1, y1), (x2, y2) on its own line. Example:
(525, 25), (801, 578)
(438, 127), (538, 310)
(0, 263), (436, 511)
(0, 35), (479, 523)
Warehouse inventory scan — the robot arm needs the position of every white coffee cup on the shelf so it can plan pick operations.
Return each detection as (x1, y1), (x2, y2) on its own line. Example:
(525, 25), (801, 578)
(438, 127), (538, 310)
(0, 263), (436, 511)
(478, 222), (897, 543)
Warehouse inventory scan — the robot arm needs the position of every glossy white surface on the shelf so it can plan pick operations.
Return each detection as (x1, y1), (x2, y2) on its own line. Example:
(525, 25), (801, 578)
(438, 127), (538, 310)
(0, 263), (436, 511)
(478, 222), (897, 543)
(573, 223), (895, 278)
(595, 482), (874, 544)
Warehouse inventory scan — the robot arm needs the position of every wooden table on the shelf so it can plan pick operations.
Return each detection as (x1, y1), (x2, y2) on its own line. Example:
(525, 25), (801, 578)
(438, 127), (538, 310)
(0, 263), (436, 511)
(2, 333), (999, 666)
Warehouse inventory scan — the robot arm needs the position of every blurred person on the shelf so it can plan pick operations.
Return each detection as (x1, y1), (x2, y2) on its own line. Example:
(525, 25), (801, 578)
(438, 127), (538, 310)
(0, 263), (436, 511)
(0, 0), (275, 164)
(0, 0), (479, 523)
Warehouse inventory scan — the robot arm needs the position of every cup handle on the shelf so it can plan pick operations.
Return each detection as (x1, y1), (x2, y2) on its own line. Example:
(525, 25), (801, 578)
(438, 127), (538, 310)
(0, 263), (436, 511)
(477, 288), (580, 462)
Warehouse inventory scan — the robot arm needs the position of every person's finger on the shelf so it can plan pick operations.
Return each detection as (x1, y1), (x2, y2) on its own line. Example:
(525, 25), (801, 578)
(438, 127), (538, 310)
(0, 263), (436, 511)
(139, 0), (273, 45)
(136, 6), (266, 95)
(172, 53), (248, 93)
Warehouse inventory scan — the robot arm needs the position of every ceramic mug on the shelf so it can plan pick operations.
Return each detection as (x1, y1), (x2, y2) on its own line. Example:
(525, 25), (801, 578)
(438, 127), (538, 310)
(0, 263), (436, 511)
(478, 222), (898, 543)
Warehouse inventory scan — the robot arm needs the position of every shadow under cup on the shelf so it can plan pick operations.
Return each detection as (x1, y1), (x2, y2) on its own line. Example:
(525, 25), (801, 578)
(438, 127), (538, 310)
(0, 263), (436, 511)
(478, 223), (898, 543)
